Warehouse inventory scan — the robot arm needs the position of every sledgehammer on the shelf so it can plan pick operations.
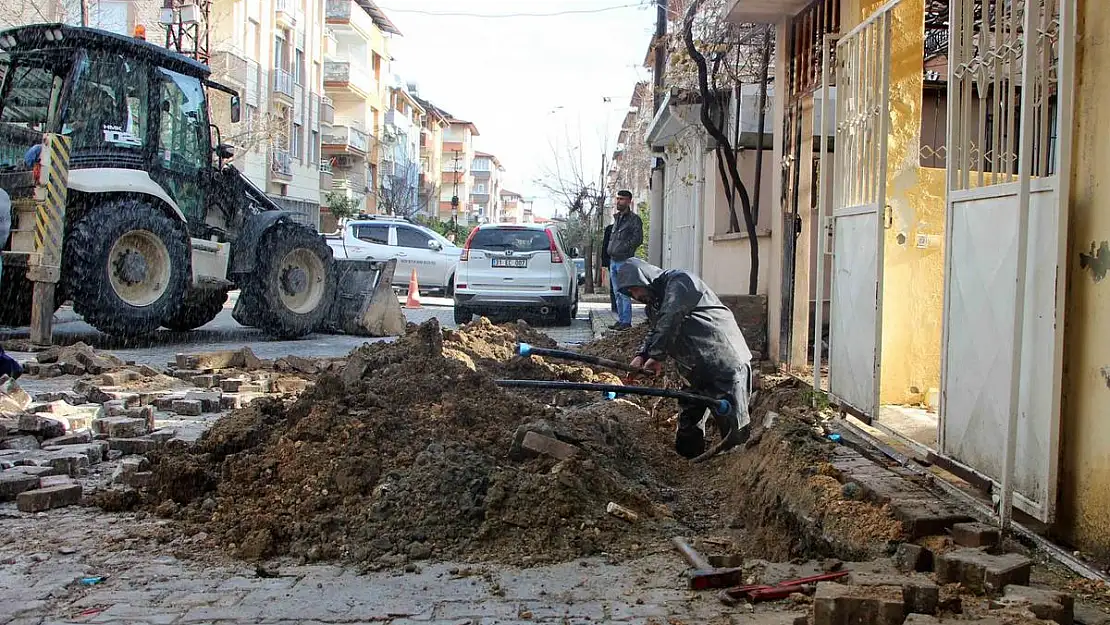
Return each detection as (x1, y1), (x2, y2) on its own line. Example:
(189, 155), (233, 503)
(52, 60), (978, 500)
(671, 536), (745, 590)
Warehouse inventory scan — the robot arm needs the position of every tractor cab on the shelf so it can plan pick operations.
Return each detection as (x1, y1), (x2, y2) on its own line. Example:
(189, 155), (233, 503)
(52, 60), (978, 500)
(0, 24), (241, 229)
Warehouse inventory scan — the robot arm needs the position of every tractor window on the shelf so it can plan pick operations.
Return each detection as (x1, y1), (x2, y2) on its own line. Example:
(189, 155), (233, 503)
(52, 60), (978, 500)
(64, 51), (148, 152)
(156, 68), (207, 173)
(0, 54), (66, 168)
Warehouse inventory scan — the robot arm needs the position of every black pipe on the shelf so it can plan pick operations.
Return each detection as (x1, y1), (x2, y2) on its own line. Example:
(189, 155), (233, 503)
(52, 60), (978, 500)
(517, 343), (650, 375)
(494, 379), (731, 416)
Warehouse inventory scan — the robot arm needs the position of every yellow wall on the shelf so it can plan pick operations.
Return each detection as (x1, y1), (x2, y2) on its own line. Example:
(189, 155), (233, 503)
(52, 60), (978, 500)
(1058, 0), (1110, 560)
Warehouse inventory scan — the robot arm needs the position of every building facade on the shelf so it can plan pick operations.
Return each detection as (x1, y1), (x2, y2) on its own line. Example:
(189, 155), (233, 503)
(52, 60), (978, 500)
(379, 80), (424, 216)
(438, 118), (479, 223)
(469, 151), (503, 224)
(412, 92), (448, 218)
(500, 190), (523, 224)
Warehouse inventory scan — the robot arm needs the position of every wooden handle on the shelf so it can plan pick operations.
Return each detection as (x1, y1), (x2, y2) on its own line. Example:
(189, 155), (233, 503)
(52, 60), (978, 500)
(671, 536), (711, 569)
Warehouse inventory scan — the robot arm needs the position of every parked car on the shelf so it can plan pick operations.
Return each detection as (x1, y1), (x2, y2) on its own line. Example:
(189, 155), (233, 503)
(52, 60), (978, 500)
(453, 224), (580, 326)
(325, 216), (461, 294)
(572, 258), (586, 288)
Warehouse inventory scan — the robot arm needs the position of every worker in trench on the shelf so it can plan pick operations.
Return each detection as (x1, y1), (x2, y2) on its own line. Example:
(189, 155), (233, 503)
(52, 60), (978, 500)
(614, 258), (752, 459)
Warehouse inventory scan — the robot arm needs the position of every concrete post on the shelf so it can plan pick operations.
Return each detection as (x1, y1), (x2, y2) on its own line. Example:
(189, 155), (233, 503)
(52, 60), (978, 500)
(27, 133), (71, 348)
(648, 155), (665, 265)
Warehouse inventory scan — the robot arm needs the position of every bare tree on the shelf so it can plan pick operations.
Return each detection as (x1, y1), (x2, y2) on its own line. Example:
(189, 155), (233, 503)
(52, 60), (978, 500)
(537, 135), (604, 292)
(378, 159), (422, 218)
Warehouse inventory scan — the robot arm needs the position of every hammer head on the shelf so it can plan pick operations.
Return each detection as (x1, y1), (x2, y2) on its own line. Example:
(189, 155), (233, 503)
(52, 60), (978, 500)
(687, 567), (745, 590)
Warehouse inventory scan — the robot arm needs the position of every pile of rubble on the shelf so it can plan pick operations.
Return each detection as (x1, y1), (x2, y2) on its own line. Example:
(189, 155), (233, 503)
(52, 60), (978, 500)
(0, 343), (330, 515)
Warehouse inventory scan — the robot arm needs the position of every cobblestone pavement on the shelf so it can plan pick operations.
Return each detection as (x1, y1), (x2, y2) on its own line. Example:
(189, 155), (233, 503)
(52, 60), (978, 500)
(0, 507), (801, 625)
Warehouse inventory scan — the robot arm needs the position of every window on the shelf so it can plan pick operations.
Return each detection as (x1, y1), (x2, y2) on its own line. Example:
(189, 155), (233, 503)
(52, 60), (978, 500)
(61, 51), (149, 153)
(291, 122), (302, 159)
(396, 226), (433, 249)
(472, 157), (490, 171)
(310, 130), (319, 164)
(468, 228), (549, 252)
(294, 49), (305, 85)
(474, 183), (486, 194)
(353, 223), (389, 244)
(156, 68), (207, 170)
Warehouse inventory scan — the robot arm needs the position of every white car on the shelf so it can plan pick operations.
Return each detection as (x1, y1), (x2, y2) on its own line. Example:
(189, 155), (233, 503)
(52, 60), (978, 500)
(453, 223), (580, 326)
(326, 217), (462, 294)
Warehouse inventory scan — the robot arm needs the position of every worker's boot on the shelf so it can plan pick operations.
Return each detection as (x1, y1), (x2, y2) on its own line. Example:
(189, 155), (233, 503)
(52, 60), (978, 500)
(712, 410), (750, 453)
(674, 407), (708, 459)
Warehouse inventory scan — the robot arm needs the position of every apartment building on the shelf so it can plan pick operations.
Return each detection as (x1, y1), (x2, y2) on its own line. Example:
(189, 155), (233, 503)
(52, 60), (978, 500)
(321, 0), (397, 215)
(412, 93), (448, 218)
(469, 151), (503, 224)
(379, 80), (424, 216)
(438, 118), (480, 223)
(499, 190), (523, 224)
(207, 0), (327, 227)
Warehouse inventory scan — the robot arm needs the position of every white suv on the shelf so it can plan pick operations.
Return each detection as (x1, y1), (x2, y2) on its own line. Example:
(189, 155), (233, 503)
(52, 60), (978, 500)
(453, 223), (580, 326)
(325, 217), (461, 294)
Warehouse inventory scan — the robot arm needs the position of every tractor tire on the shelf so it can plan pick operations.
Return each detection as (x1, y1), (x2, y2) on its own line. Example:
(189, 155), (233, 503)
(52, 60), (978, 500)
(0, 265), (35, 327)
(65, 200), (189, 337)
(453, 305), (472, 325)
(236, 223), (337, 339)
(162, 288), (228, 332)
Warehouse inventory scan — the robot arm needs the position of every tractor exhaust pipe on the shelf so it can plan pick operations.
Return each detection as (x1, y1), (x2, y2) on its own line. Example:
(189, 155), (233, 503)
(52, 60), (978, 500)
(539, 306), (551, 315)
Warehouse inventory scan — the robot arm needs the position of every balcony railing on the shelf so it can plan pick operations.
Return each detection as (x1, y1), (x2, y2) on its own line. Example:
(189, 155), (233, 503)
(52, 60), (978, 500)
(272, 68), (294, 99)
(320, 161), (333, 175)
(275, 0), (297, 27)
(385, 109), (412, 133)
(322, 125), (369, 154)
(320, 95), (335, 125)
(323, 60), (373, 95)
(326, 0), (352, 20)
(270, 149), (293, 178)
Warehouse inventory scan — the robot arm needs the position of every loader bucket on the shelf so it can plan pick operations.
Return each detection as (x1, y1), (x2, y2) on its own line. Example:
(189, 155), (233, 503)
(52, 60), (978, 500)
(323, 258), (407, 337)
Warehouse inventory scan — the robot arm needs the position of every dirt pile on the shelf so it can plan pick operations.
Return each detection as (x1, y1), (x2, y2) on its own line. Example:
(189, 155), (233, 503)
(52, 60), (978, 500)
(116, 320), (682, 566)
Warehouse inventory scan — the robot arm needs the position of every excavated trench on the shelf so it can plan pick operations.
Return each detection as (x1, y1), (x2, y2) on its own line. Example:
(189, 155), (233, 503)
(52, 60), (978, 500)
(91, 319), (905, 570)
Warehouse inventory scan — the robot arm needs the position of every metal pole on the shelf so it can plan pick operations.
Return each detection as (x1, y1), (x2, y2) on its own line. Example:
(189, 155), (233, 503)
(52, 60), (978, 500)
(1000, 0), (1040, 531)
(652, 0), (668, 114)
(813, 35), (835, 400)
(752, 25), (772, 222)
(28, 134), (71, 348)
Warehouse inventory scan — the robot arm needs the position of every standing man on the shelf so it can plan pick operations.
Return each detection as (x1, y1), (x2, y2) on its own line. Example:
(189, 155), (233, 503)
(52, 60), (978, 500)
(606, 190), (643, 330)
(615, 258), (752, 459)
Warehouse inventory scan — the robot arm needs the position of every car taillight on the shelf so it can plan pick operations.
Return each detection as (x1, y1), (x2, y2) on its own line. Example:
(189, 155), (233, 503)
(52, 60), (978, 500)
(459, 229), (478, 261)
(456, 283), (467, 289)
(545, 230), (563, 263)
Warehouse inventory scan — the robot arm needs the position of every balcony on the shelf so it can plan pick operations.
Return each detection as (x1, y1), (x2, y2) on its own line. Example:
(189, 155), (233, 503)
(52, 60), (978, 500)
(320, 161), (333, 189)
(324, 29), (338, 56)
(323, 60), (374, 98)
(385, 109), (413, 134)
(320, 96), (335, 126)
(321, 125), (370, 155)
(209, 50), (251, 87)
(270, 149), (293, 181)
(275, 0), (297, 29)
(272, 68), (295, 103)
(326, 0), (378, 41)
(724, 0), (810, 23)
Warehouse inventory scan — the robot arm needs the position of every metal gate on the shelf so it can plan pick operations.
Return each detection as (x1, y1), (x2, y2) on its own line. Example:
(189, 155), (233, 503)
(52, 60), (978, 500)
(939, 0), (1074, 524)
(826, 6), (894, 418)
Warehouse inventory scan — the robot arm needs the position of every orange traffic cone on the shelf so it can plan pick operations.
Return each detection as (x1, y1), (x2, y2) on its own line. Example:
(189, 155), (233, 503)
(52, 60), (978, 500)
(404, 269), (422, 309)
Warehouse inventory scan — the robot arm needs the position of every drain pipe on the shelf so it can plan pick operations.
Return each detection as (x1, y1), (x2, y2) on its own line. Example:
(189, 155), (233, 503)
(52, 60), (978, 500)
(495, 379), (731, 415)
(648, 151), (666, 265)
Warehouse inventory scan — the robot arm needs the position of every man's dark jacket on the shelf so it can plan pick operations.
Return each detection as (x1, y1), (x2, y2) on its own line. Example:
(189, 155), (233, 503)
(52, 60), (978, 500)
(601, 224), (613, 266)
(606, 209), (643, 262)
(615, 258), (751, 385)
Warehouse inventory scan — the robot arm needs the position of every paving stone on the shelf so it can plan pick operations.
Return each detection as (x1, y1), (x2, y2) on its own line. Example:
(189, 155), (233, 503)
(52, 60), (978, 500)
(16, 483), (82, 512)
(273, 378), (309, 393)
(220, 378), (246, 392)
(895, 543), (933, 573)
(903, 616), (940, 625)
(42, 432), (91, 446)
(171, 399), (204, 416)
(100, 370), (141, 386)
(936, 548), (1032, 594)
(0, 472), (41, 500)
(521, 431), (580, 460)
(220, 394), (242, 410)
(100, 416), (150, 438)
(997, 585), (1074, 625)
(17, 413), (66, 438)
(32, 390), (86, 405)
(952, 522), (1002, 550)
(103, 399), (131, 416)
(9, 465), (57, 477)
(136, 364), (163, 377)
(177, 348), (260, 371)
(112, 456), (150, 484)
(39, 475), (77, 488)
(184, 391), (221, 412)
(2, 435), (40, 450)
(154, 395), (186, 411)
(192, 373), (224, 389)
(149, 428), (177, 443)
(41, 442), (106, 465)
(849, 572), (940, 615)
(848, 471), (932, 505)
(891, 498), (973, 539)
(814, 582), (905, 625)
(109, 438), (157, 455)
(44, 451), (91, 476)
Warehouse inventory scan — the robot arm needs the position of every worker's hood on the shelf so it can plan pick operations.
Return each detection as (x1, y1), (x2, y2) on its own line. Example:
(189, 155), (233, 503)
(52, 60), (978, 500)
(614, 258), (664, 295)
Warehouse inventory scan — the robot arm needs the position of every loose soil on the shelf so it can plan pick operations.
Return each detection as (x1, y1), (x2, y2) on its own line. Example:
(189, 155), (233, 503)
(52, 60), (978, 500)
(93, 318), (903, 569)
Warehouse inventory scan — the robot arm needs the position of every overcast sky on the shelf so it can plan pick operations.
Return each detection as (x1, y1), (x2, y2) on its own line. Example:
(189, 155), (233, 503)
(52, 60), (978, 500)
(383, 0), (656, 217)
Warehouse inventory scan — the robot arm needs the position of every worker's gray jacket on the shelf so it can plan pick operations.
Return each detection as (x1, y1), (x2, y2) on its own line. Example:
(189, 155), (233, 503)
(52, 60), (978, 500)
(615, 259), (752, 385)
(0, 189), (10, 248)
(606, 210), (643, 262)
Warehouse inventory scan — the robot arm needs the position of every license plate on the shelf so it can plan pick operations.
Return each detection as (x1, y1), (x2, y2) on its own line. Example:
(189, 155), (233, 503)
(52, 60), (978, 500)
(492, 257), (528, 268)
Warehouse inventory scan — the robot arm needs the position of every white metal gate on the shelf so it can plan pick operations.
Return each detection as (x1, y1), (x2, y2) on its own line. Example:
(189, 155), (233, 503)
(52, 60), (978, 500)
(826, 7), (894, 418)
(940, 0), (1074, 524)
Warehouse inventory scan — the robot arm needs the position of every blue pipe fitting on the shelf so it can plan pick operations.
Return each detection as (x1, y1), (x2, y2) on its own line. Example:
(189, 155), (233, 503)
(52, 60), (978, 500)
(713, 399), (732, 416)
(517, 343), (532, 357)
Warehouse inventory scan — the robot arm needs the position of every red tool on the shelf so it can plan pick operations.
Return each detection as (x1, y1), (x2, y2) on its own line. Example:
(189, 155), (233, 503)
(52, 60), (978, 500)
(718, 571), (851, 604)
(671, 537), (745, 590)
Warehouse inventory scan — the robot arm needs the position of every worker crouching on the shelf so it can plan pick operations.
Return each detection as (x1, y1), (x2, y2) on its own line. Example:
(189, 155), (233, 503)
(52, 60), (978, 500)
(614, 258), (752, 460)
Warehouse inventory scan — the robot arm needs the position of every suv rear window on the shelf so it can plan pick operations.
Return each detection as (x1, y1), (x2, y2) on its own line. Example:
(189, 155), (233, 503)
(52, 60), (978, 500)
(469, 228), (549, 252)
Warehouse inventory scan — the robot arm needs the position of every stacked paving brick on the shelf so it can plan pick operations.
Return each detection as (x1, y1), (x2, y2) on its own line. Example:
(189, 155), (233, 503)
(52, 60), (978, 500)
(1, 345), (321, 513)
